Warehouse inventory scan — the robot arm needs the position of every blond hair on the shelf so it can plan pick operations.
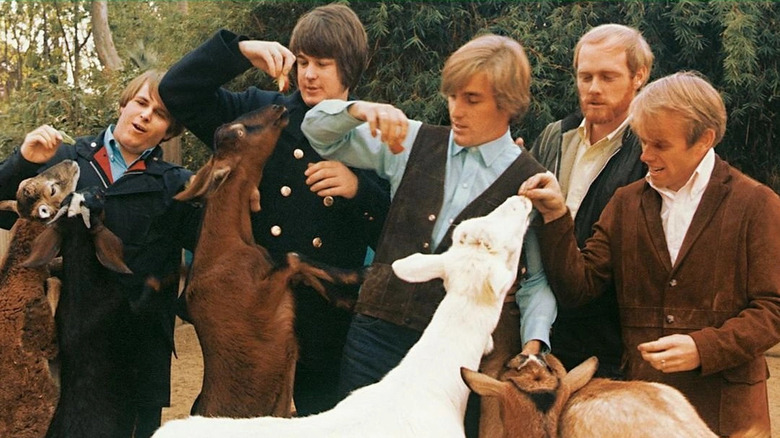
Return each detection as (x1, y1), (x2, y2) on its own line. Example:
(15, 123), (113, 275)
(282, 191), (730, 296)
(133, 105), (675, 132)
(440, 34), (531, 122)
(119, 69), (183, 139)
(574, 24), (654, 86)
(630, 71), (727, 146)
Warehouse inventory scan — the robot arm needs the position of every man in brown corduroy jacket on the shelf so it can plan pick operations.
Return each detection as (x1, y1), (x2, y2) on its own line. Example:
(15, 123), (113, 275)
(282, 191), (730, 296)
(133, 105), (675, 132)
(520, 71), (780, 437)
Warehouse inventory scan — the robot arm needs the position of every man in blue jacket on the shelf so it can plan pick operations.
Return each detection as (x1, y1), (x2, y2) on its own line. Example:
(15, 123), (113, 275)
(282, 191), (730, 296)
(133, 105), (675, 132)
(159, 4), (389, 415)
(0, 69), (199, 437)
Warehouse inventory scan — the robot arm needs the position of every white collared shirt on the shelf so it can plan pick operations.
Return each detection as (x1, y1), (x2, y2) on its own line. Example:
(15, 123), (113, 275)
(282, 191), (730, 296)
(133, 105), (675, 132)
(565, 117), (630, 219)
(647, 148), (715, 265)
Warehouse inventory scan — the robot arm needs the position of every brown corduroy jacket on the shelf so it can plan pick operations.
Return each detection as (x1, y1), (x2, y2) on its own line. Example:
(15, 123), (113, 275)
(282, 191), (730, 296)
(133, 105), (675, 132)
(540, 155), (780, 437)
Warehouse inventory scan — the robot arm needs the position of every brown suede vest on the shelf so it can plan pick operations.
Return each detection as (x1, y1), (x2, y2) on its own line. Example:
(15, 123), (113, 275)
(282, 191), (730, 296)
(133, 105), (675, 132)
(355, 124), (547, 332)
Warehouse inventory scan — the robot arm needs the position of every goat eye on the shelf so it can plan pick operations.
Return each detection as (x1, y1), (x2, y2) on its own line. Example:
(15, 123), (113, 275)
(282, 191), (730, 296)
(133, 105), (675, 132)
(50, 185), (58, 196)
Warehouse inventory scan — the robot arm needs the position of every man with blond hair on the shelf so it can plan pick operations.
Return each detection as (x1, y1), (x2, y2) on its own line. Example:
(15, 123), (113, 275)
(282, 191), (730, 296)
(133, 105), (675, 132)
(520, 71), (780, 437)
(0, 69), (199, 437)
(528, 23), (653, 378)
(302, 33), (556, 436)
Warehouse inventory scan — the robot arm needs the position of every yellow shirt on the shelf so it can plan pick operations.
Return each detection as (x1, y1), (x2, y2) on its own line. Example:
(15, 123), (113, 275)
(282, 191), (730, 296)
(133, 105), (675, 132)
(564, 117), (631, 219)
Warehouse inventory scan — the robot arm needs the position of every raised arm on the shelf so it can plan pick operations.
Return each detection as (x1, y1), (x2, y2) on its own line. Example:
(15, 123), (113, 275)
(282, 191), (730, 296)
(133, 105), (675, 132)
(302, 99), (422, 186)
(158, 30), (285, 147)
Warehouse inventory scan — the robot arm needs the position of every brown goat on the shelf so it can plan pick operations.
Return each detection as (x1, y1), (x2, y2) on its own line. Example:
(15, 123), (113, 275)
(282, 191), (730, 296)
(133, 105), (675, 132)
(463, 353), (718, 438)
(0, 160), (79, 438)
(175, 104), (361, 418)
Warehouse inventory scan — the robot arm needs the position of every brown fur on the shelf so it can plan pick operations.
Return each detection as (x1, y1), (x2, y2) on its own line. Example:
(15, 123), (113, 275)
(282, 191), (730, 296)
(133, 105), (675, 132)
(176, 105), (360, 418)
(0, 160), (79, 437)
(463, 353), (718, 438)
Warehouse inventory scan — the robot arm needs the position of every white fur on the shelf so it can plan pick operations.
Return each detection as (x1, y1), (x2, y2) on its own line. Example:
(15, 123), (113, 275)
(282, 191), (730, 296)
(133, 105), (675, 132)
(153, 196), (533, 438)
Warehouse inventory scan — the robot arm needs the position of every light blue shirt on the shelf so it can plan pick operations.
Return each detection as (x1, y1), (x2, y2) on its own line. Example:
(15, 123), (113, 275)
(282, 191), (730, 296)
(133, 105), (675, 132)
(104, 125), (154, 181)
(302, 99), (557, 349)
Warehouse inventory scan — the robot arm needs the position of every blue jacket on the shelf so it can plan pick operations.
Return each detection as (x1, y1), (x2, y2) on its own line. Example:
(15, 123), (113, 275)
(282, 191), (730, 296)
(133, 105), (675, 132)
(0, 133), (199, 406)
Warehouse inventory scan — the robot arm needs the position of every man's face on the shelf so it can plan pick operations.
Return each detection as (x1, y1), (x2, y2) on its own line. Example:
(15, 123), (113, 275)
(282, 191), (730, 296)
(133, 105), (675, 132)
(576, 41), (640, 128)
(635, 110), (713, 192)
(447, 72), (511, 147)
(296, 52), (349, 107)
(113, 82), (172, 159)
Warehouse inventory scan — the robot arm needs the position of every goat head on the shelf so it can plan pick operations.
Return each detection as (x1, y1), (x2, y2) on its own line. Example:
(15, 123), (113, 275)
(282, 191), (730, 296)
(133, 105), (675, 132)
(0, 160), (80, 220)
(22, 195), (131, 275)
(392, 195), (533, 302)
(175, 104), (289, 212)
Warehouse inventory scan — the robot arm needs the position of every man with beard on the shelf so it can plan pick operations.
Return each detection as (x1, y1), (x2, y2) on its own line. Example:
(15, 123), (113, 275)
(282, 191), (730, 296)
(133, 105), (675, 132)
(526, 24), (653, 378)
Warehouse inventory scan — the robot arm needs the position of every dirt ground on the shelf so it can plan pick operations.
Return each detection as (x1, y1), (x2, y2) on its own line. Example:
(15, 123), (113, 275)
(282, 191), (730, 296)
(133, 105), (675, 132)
(162, 321), (780, 435)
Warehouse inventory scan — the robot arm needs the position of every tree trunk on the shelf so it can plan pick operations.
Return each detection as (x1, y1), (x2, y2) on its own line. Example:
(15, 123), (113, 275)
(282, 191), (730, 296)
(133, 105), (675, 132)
(161, 137), (182, 165)
(91, 0), (123, 72)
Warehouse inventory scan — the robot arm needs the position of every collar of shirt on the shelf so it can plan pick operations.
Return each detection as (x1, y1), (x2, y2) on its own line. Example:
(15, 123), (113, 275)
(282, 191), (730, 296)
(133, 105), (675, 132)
(564, 117), (630, 219)
(576, 115), (631, 147)
(647, 147), (715, 201)
(104, 125), (154, 180)
(647, 148), (715, 265)
(449, 129), (514, 167)
(432, 129), (520, 249)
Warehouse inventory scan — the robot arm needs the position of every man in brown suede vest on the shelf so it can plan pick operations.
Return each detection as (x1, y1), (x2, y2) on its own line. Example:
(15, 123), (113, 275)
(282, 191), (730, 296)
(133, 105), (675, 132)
(303, 34), (555, 437)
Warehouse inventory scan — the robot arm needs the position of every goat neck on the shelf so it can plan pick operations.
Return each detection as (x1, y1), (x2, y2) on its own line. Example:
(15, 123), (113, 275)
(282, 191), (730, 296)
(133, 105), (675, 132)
(176, 104), (288, 247)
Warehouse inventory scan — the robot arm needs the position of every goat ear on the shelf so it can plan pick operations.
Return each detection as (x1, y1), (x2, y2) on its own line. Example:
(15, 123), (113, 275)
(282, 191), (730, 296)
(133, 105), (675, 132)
(0, 200), (18, 214)
(392, 253), (446, 283)
(461, 367), (505, 397)
(562, 356), (598, 393)
(250, 186), (261, 212)
(22, 225), (63, 268)
(175, 159), (215, 202)
(93, 224), (132, 274)
(487, 267), (514, 301)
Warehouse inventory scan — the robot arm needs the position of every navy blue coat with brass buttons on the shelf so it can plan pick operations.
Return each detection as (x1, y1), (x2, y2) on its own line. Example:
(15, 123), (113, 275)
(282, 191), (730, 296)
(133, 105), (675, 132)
(159, 29), (390, 414)
(0, 134), (200, 408)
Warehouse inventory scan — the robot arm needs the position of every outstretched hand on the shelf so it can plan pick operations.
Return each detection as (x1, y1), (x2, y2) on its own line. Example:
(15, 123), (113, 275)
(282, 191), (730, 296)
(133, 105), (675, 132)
(304, 161), (359, 199)
(517, 172), (568, 223)
(348, 101), (408, 154)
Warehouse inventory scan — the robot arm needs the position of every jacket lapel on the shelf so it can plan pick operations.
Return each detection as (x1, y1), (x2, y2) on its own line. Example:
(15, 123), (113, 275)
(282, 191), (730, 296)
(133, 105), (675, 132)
(641, 183), (673, 272)
(672, 156), (730, 270)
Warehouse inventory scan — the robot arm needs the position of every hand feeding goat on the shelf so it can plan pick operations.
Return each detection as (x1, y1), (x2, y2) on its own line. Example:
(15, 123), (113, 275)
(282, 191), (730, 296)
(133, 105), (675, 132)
(23, 191), (136, 438)
(152, 194), (534, 438)
(462, 352), (718, 438)
(0, 160), (78, 438)
(172, 104), (362, 418)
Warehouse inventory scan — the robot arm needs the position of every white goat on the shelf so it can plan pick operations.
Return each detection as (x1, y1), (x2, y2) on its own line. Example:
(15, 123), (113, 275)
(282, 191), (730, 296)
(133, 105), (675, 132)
(153, 195), (534, 438)
(462, 353), (718, 438)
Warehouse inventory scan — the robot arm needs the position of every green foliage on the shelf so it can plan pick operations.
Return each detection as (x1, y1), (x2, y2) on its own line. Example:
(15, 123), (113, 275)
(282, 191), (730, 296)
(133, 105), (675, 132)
(0, 1), (778, 192)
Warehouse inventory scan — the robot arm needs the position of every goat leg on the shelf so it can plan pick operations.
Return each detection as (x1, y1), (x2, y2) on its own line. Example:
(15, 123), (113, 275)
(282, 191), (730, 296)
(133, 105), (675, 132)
(283, 252), (363, 311)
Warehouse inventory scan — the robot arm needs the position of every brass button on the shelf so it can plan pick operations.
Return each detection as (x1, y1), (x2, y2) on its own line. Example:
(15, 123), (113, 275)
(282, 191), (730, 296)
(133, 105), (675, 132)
(323, 195), (334, 207)
(280, 186), (292, 197)
(669, 279), (678, 287)
(665, 315), (675, 324)
(271, 225), (282, 236)
(428, 214), (436, 222)
(422, 242), (430, 249)
(293, 149), (304, 159)
(312, 237), (323, 248)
